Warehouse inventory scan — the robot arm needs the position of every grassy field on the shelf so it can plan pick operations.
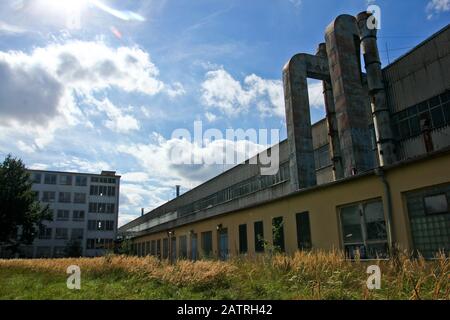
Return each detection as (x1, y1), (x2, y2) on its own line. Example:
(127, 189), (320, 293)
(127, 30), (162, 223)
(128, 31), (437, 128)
(0, 251), (448, 300)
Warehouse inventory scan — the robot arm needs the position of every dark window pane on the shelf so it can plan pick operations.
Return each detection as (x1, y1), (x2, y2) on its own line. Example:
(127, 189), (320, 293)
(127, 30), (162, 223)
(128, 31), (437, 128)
(272, 217), (285, 252)
(296, 212), (312, 250)
(364, 201), (387, 241)
(399, 120), (410, 139)
(431, 106), (445, 128)
(418, 101), (429, 113)
(429, 96), (441, 108)
(408, 105), (418, 117)
(443, 102), (450, 124)
(409, 116), (421, 136)
(341, 205), (363, 243)
(424, 194), (448, 215)
(238, 224), (248, 254)
(201, 231), (213, 257)
(254, 221), (264, 252)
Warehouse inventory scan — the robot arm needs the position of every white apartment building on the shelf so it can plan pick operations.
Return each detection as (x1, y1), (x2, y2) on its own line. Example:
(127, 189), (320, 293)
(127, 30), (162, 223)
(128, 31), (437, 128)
(24, 169), (121, 258)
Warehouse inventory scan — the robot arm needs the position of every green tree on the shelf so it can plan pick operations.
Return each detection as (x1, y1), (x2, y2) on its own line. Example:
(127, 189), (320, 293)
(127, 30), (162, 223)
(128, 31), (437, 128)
(0, 155), (52, 252)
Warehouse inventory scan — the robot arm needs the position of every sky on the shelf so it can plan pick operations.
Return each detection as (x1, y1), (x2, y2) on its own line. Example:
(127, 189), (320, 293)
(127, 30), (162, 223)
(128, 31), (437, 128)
(0, 0), (449, 226)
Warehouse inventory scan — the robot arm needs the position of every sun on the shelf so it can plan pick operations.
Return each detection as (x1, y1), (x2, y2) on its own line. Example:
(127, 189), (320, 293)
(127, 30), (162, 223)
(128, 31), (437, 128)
(38, 0), (89, 14)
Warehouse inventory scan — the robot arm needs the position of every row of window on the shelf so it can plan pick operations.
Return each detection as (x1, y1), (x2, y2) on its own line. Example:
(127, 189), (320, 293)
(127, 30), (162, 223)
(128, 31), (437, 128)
(38, 226), (84, 241)
(391, 90), (450, 140)
(31, 173), (88, 186)
(31, 173), (117, 186)
(88, 202), (116, 214)
(51, 209), (86, 221)
(87, 220), (115, 231)
(134, 198), (394, 260)
(86, 238), (115, 250)
(90, 185), (116, 197)
(178, 162), (291, 217)
(133, 212), (313, 260)
(38, 191), (87, 204)
(91, 177), (117, 184)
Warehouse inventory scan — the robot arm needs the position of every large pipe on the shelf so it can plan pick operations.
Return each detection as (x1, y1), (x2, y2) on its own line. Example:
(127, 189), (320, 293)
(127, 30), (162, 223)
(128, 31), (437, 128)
(357, 12), (397, 167)
(316, 43), (344, 180)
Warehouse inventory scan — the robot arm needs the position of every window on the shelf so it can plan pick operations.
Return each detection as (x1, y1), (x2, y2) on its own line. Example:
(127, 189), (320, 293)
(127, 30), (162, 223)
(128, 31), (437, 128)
(42, 191), (55, 203)
(56, 210), (70, 221)
(73, 210), (85, 221)
(392, 90), (450, 140)
(71, 228), (84, 240)
(31, 173), (42, 184)
(32, 191), (39, 201)
(296, 212), (312, 250)
(38, 226), (52, 240)
(179, 236), (188, 259)
(254, 221), (265, 253)
(59, 192), (71, 203)
(162, 238), (169, 259)
(157, 239), (161, 258)
(201, 231), (213, 257)
(54, 247), (66, 258)
(145, 242), (150, 255)
(44, 174), (57, 185)
(74, 193), (86, 204)
(55, 228), (68, 240)
(89, 202), (115, 213)
(59, 175), (72, 186)
(150, 240), (156, 256)
(340, 200), (388, 259)
(424, 194), (448, 215)
(238, 224), (248, 254)
(75, 176), (87, 186)
(106, 221), (114, 231)
(272, 217), (285, 252)
(86, 239), (95, 250)
(314, 145), (332, 169)
(171, 237), (177, 261)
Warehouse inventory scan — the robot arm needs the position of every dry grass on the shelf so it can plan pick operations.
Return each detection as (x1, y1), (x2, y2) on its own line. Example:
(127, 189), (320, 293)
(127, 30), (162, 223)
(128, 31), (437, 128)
(0, 250), (448, 299)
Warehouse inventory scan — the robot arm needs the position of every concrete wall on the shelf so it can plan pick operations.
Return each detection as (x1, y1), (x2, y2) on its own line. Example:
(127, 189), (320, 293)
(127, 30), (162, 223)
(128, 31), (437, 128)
(383, 25), (450, 113)
(132, 150), (450, 258)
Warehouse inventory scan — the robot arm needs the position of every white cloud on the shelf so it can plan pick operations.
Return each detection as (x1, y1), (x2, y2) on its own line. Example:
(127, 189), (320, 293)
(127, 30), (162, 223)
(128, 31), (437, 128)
(118, 132), (267, 189)
(17, 140), (36, 154)
(51, 157), (112, 174)
(119, 183), (171, 227)
(205, 112), (218, 122)
(0, 40), (173, 147)
(427, 0), (450, 19)
(201, 68), (324, 118)
(121, 172), (151, 183)
(166, 82), (186, 98)
(88, 97), (140, 133)
(0, 20), (28, 35)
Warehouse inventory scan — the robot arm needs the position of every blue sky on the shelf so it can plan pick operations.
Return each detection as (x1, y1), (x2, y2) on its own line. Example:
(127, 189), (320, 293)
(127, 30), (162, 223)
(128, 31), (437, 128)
(0, 0), (448, 226)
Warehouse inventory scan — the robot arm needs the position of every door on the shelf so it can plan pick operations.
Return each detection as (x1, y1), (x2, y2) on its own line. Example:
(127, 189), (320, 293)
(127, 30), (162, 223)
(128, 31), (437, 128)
(218, 228), (228, 260)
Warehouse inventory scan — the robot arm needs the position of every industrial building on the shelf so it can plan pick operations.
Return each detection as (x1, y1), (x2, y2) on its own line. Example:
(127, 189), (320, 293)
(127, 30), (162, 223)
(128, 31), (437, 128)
(21, 169), (121, 258)
(119, 13), (450, 260)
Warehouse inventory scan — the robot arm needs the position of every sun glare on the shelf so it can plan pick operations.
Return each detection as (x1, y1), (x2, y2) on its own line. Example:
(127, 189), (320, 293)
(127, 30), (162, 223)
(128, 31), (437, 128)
(38, 0), (88, 14)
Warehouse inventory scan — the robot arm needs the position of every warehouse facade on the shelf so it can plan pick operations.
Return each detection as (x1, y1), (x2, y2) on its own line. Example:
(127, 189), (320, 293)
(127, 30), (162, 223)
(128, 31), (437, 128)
(119, 14), (450, 260)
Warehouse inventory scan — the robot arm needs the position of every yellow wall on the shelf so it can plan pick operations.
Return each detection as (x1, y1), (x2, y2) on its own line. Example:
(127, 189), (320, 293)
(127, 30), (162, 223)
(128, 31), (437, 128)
(132, 152), (450, 258)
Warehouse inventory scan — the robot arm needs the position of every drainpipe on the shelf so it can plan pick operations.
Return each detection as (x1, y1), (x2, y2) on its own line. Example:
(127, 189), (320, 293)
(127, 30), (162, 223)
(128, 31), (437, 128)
(374, 167), (394, 254)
